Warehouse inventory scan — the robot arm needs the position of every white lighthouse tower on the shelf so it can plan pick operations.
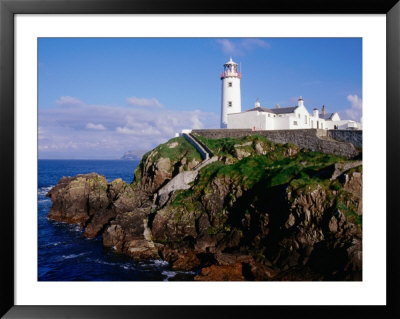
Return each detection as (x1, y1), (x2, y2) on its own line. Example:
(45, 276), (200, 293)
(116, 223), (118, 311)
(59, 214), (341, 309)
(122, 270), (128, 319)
(220, 58), (242, 128)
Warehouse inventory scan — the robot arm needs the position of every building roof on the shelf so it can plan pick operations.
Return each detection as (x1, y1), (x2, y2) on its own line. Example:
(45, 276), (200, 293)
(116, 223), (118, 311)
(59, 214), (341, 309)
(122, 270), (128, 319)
(245, 106), (298, 114)
(319, 112), (335, 120)
(271, 106), (298, 114)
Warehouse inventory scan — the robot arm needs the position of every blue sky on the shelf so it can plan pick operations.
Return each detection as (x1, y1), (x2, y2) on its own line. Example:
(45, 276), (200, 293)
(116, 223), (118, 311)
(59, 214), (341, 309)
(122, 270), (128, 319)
(38, 38), (362, 159)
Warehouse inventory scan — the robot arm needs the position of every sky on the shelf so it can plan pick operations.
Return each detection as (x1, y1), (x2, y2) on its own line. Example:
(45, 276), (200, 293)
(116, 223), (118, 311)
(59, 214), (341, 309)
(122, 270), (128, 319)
(38, 38), (362, 159)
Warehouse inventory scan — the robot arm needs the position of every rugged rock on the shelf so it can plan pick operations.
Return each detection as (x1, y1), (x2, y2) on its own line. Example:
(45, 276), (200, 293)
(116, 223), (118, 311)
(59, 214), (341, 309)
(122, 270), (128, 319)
(194, 263), (245, 281)
(103, 209), (159, 260)
(156, 170), (198, 207)
(47, 173), (110, 230)
(158, 246), (202, 271)
(47, 134), (363, 281)
(152, 205), (198, 244)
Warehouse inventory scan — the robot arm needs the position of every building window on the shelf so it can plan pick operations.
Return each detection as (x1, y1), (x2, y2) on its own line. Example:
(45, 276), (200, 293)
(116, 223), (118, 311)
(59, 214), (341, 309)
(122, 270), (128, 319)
(228, 82), (232, 87)
(321, 122), (323, 129)
(293, 121), (298, 126)
(305, 115), (307, 124)
(268, 114), (270, 117)
(298, 113), (301, 118)
(228, 101), (232, 107)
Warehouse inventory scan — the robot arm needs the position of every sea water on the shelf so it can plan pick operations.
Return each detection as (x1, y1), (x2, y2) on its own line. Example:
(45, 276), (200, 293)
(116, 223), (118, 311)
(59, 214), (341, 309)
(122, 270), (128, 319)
(38, 159), (194, 281)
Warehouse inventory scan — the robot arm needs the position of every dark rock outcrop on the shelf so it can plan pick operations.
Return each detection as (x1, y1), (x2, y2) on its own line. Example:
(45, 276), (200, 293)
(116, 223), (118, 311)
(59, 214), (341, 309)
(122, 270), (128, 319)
(46, 135), (363, 281)
(194, 263), (245, 281)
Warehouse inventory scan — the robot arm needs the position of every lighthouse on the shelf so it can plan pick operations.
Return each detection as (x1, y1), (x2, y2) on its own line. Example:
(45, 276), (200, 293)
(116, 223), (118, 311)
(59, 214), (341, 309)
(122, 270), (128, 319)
(220, 58), (242, 128)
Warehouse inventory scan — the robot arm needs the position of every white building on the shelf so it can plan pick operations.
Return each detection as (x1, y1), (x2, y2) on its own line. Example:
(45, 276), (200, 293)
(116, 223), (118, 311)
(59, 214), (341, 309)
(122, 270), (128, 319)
(220, 59), (361, 131)
(220, 58), (242, 128)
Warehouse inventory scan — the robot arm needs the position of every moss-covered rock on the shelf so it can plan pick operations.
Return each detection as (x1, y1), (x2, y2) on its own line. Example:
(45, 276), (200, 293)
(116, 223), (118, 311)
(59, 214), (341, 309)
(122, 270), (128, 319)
(47, 133), (362, 280)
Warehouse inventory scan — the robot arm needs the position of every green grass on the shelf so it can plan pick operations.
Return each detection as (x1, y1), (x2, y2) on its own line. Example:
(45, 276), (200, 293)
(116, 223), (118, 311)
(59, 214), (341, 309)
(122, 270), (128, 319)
(137, 134), (362, 232)
(132, 136), (202, 183)
(152, 136), (202, 163)
(195, 148), (346, 191)
(194, 134), (278, 158)
(335, 190), (362, 229)
(168, 137), (353, 207)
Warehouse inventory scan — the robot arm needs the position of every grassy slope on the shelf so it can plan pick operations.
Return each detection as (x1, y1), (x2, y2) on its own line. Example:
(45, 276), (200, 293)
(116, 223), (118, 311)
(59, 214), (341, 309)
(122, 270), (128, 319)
(172, 134), (362, 228)
(133, 136), (203, 183)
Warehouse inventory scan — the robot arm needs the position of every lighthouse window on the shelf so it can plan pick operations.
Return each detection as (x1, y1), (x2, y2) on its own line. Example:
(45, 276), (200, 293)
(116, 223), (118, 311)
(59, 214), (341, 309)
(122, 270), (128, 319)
(293, 121), (298, 126)
(228, 82), (232, 87)
(228, 101), (232, 107)
(305, 115), (307, 124)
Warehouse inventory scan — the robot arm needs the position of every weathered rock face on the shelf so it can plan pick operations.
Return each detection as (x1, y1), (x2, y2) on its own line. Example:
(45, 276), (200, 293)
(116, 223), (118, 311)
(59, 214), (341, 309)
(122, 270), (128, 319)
(136, 152), (172, 194)
(103, 209), (159, 260)
(47, 174), (110, 230)
(150, 165), (362, 281)
(136, 153), (201, 195)
(47, 173), (141, 239)
(46, 135), (362, 281)
(194, 263), (245, 281)
(152, 205), (198, 244)
(46, 137), (201, 257)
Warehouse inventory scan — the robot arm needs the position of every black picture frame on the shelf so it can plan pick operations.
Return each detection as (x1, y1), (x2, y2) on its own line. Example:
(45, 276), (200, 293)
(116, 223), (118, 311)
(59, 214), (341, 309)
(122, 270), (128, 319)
(1, 0), (399, 318)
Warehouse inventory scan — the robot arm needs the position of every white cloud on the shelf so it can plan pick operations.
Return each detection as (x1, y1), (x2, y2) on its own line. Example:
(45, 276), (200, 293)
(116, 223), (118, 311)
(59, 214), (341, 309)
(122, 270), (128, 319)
(126, 96), (163, 108)
(216, 38), (270, 56)
(86, 123), (106, 130)
(56, 96), (84, 107)
(116, 126), (136, 135)
(38, 96), (219, 159)
(347, 94), (362, 109)
(240, 39), (271, 50)
(341, 94), (362, 121)
(216, 39), (237, 55)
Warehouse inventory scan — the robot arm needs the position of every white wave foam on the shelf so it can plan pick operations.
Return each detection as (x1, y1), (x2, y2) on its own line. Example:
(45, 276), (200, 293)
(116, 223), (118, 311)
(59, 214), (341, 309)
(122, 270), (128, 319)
(38, 199), (51, 203)
(121, 263), (134, 270)
(162, 270), (177, 281)
(149, 259), (169, 267)
(91, 258), (118, 267)
(62, 252), (88, 260)
(43, 241), (63, 248)
(68, 225), (83, 232)
(38, 185), (55, 196)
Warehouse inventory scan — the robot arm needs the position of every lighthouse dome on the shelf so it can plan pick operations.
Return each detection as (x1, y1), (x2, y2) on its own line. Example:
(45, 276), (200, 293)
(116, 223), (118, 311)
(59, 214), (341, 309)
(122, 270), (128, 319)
(224, 57), (238, 65)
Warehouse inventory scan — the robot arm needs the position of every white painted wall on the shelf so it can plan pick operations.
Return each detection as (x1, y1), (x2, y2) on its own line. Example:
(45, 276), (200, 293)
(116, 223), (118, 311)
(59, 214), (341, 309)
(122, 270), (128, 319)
(330, 120), (362, 130)
(228, 111), (265, 130)
(331, 113), (341, 121)
(292, 105), (313, 129)
(226, 101), (361, 131)
(220, 63), (241, 128)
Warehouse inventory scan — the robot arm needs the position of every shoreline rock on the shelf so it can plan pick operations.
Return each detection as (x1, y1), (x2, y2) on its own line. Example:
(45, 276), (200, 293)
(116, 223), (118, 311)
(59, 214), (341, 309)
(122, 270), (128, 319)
(46, 135), (363, 281)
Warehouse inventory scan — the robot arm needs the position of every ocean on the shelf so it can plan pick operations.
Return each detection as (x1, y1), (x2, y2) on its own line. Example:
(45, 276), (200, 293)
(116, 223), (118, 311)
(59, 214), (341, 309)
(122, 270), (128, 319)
(38, 159), (194, 281)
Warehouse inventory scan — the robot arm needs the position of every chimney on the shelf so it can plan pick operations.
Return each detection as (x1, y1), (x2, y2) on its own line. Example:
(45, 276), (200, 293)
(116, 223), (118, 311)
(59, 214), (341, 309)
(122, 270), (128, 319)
(298, 96), (304, 108)
(255, 98), (261, 108)
(322, 105), (326, 115)
(313, 108), (319, 118)
(276, 104), (280, 109)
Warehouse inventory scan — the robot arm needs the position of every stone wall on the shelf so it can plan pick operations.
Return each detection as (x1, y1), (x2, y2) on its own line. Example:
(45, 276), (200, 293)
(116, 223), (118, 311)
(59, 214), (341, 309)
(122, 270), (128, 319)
(327, 130), (362, 148)
(182, 133), (209, 160)
(192, 129), (361, 159)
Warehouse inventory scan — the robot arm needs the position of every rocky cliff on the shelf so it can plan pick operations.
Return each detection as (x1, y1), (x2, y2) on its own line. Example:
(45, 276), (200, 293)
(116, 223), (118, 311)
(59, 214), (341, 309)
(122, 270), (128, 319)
(47, 134), (362, 281)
